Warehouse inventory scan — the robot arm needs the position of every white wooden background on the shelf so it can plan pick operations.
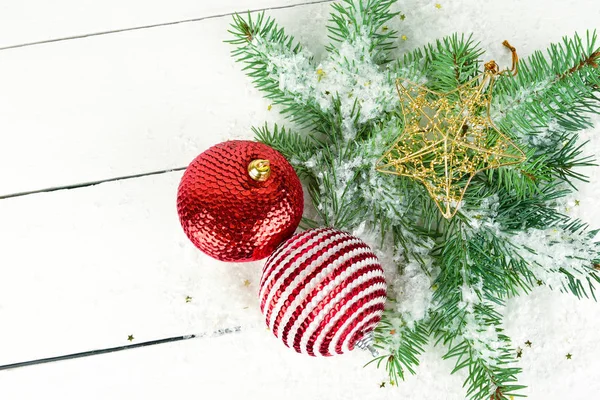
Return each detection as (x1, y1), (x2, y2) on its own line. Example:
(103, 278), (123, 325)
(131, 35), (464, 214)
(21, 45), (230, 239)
(0, 1), (599, 399)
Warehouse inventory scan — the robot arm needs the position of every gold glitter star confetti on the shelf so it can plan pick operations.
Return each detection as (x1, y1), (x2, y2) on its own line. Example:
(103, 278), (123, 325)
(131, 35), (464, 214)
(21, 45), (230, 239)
(377, 50), (525, 218)
(380, 382), (386, 388)
(401, 34), (408, 41)
(516, 347), (523, 358)
(566, 353), (572, 360)
(435, 3), (442, 9)
(399, 14), (406, 20)
(316, 68), (325, 82)
(127, 335), (134, 342)
(525, 340), (532, 347)
(575, 199), (581, 206)
(244, 279), (251, 287)
(185, 295), (192, 303)
(267, 104), (272, 111)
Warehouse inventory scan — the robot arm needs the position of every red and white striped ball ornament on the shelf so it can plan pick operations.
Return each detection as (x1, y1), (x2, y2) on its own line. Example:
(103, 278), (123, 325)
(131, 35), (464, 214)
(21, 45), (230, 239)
(259, 228), (387, 356)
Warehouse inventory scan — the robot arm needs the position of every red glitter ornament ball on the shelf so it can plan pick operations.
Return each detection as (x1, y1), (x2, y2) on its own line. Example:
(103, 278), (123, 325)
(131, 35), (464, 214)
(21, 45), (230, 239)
(259, 228), (387, 356)
(177, 140), (303, 262)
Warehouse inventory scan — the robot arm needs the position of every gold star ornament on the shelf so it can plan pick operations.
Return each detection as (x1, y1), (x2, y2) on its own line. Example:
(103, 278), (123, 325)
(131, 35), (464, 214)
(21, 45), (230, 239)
(377, 58), (525, 218)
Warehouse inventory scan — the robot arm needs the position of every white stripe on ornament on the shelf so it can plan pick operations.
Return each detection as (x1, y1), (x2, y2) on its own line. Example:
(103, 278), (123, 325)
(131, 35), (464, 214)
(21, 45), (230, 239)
(311, 278), (385, 356)
(275, 241), (372, 340)
(307, 268), (385, 354)
(328, 295), (386, 356)
(259, 229), (336, 310)
(287, 259), (379, 354)
(259, 228), (334, 303)
(259, 228), (318, 294)
(327, 289), (386, 356)
(309, 274), (385, 356)
(292, 257), (380, 352)
(278, 247), (375, 344)
(264, 231), (346, 329)
(261, 231), (315, 290)
(266, 232), (354, 331)
(306, 273), (384, 356)
(273, 237), (369, 337)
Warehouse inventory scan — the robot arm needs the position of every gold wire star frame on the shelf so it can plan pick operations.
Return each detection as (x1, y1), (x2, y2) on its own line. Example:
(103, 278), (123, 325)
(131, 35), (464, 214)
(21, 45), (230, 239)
(376, 42), (526, 219)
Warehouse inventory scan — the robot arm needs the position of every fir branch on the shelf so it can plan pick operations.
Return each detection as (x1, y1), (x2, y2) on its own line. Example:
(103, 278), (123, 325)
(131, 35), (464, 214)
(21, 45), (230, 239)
(430, 225), (526, 400)
(392, 34), (485, 90)
(543, 134), (596, 185)
(429, 296), (525, 400)
(481, 162), (546, 201)
(471, 175), (570, 232)
(227, 12), (330, 130)
(466, 228), (535, 297)
(513, 219), (600, 300)
(327, 0), (400, 64)
(459, 184), (600, 302)
(434, 34), (484, 88)
(368, 312), (430, 382)
(494, 31), (600, 140)
(558, 49), (600, 79)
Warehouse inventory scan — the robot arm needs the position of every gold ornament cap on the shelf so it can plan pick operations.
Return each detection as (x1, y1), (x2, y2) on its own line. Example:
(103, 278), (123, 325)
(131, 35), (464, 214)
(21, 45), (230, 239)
(248, 159), (271, 181)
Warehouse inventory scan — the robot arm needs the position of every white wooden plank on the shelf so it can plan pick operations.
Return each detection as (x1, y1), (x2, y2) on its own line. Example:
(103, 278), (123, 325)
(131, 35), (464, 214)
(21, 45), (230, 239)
(0, 171), (266, 365)
(0, 2), (331, 197)
(0, 0), (330, 49)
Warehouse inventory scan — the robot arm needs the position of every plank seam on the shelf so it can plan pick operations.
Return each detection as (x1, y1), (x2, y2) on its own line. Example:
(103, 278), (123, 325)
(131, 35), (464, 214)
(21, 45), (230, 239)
(0, 167), (187, 200)
(0, 0), (334, 52)
(0, 326), (244, 371)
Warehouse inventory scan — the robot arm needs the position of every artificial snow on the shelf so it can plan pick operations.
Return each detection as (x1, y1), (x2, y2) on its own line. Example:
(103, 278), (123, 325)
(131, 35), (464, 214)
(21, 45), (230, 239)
(254, 26), (397, 136)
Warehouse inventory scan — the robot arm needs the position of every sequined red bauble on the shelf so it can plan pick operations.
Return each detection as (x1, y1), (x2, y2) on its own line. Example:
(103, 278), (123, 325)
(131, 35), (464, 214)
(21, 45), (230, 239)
(259, 228), (387, 356)
(177, 140), (303, 262)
